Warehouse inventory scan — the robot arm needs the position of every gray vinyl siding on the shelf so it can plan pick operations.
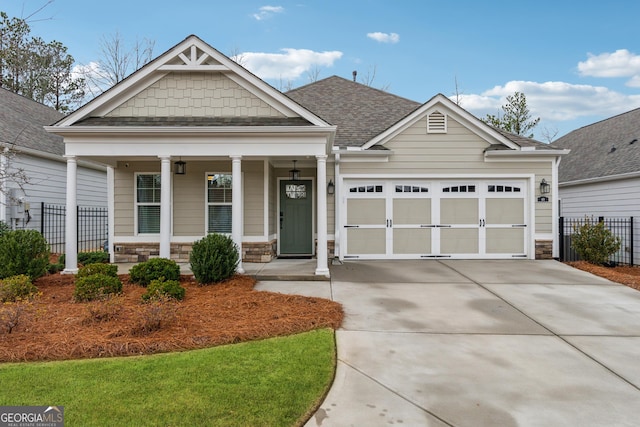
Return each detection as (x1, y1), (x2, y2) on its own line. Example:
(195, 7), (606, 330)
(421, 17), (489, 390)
(243, 161), (264, 237)
(559, 178), (640, 264)
(5, 153), (106, 231)
(341, 116), (554, 234)
(269, 163), (276, 236)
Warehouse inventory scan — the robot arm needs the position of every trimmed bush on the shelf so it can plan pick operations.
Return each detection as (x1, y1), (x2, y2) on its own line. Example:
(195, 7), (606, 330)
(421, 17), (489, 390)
(129, 258), (180, 286)
(571, 218), (622, 265)
(74, 274), (122, 302)
(78, 263), (118, 278)
(190, 233), (239, 284)
(0, 221), (9, 237)
(59, 251), (110, 266)
(0, 230), (50, 280)
(142, 278), (186, 302)
(0, 275), (38, 303)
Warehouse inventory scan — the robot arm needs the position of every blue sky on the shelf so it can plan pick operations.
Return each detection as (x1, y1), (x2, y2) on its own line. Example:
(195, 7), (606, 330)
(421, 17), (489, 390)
(4, 0), (640, 140)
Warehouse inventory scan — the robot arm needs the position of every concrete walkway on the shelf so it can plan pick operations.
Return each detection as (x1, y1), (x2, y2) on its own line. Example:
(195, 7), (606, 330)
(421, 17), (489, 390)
(259, 260), (640, 427)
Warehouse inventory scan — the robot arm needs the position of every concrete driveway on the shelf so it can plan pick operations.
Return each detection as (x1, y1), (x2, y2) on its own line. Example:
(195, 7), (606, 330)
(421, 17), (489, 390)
(291, 260), (640, 427)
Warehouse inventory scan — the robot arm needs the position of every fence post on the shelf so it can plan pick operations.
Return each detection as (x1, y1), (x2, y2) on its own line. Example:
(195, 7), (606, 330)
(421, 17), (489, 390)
(631, 217), (634, 267)
(559, 216), (564, 262)
(40, 202), (45, 235)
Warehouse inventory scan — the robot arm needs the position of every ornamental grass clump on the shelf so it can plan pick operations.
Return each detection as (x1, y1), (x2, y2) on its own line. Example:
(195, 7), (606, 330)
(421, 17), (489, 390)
(190, 233), (239, 284)
(0, 230), (50, 280)
(129, 258), (181, 286)
(571, 217), (621, 266)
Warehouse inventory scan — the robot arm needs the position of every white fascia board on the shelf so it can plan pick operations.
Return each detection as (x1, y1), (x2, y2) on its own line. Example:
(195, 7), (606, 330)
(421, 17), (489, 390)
(484, 149), (569, 160)
(45, 125), (336, 137)
(559, 171), (640, 187)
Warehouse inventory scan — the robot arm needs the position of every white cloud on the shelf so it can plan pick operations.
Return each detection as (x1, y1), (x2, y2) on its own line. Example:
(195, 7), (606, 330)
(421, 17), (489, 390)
(366, 32), (400, 44)
(458, 80), (640, 124)
(253, 5), (284, 20)
(239, 48), (343, 80)
(578, 49), (640, 87)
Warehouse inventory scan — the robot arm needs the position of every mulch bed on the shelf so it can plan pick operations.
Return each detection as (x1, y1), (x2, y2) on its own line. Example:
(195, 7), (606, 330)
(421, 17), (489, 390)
(0, 274), (343, 363)
(567, 261), (640, 291)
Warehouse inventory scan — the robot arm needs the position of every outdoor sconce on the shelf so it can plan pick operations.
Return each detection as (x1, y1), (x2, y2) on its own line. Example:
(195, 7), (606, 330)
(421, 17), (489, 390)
(540, 178), (550, 194)
(289, 160), (300, 181)
(174, 160), (186, 175)
(327, 179), (335, 195)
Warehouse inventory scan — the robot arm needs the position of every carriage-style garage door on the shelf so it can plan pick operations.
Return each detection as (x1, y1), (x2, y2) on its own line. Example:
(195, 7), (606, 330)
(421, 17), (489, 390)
(343, 180), (528, 259)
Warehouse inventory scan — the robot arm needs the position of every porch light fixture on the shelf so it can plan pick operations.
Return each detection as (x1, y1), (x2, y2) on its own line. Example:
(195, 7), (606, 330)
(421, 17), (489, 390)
(327, 179), (335, 195)
(289, 160), (300, 181)
(540, 178), (550, 194)
(174, 159), (186, 175)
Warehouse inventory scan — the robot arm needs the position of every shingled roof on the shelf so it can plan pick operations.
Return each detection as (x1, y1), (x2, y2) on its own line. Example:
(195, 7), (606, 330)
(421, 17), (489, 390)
(0, 88), (65, 156)
(551, 108), (640, 183)
(286, 75), (421, 147)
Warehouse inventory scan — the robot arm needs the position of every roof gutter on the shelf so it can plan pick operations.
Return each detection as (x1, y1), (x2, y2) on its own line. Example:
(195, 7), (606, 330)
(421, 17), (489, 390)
(560, 170), (640, 187)
(484, 149), (570, 157)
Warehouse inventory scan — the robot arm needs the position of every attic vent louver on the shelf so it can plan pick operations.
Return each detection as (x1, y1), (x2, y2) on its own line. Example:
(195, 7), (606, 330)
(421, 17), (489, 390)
(427, 111), (447, 133)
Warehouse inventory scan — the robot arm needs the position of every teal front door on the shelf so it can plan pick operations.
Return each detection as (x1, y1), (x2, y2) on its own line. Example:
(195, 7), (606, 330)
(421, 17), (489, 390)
(280, 180), (313, 256)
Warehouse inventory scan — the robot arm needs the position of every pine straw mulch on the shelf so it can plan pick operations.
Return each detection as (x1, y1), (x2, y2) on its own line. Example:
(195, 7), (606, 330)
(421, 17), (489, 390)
(567, 261), (640, 291)
(0, 274), (343, 363)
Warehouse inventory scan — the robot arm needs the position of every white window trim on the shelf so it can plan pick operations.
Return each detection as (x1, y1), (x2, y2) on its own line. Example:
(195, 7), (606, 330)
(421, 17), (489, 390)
(134, 172), (161, 236)
(205, 171), (233, 235)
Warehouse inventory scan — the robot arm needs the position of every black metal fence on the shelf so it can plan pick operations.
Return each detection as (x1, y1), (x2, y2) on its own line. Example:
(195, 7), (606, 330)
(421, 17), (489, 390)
(559, 216), (634, 265)
(41, 203), (108, 254)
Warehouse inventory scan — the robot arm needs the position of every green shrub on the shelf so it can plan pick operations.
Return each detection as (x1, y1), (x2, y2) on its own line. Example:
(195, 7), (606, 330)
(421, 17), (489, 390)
(0, 230), (50, 280)
(78, 263), (118, 278)
(74, 274), (122, 302)
(129, 258), (180, 286)
(190, 233), (239, 284)
(59, 251), (110, 266)
(0, 275), (38, 303)
(571, 217), (622, 265)
(0, 221), (9, 237)
(48, 263), (64, 274)
(141, 278), (186, 302)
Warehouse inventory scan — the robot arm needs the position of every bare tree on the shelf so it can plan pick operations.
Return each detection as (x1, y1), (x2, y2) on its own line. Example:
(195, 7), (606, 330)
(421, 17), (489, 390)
(358, 65), (390, 91)
(539, 126), (559, 144)
(80, 31), (155, 99)
(1, 136), (31, 206)
(228, 47), (247, 67)
(276, 75), (294, 92)
(452, 76), (463, 106)
(306, 65), (322, 83)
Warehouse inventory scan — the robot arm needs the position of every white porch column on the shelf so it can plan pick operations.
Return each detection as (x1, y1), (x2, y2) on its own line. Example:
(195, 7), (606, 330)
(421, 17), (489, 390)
(159, 156), (171, 259)
(315, 155), (330, 277)
(231, 155), (244, 274)
(63, 156), (78, 274)
(107, 166), (115, 263)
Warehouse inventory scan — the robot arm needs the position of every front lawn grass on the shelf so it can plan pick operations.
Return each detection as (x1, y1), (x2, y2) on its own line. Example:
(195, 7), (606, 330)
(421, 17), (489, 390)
(0, 329), (335, 426)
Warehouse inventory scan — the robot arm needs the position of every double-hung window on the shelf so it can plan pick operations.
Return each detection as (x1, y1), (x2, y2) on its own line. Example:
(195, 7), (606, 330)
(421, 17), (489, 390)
(207, 173), (232, 233)
(136, 174), (161, 234)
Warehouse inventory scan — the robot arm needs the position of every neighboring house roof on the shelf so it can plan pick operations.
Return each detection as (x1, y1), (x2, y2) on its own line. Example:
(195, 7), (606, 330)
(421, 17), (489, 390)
(286, 76), (421, 147)
(0, 88), (65, 156)
(551, 107), (640, 183)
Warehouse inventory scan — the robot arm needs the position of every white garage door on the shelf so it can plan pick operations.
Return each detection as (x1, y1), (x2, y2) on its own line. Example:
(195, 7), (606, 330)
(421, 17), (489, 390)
(343, 180), (528, 259)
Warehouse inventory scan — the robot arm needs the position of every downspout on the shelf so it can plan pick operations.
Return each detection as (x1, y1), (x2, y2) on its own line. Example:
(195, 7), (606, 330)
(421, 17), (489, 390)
(0, 148), (7, 224)
(334, 152), (341, 261)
